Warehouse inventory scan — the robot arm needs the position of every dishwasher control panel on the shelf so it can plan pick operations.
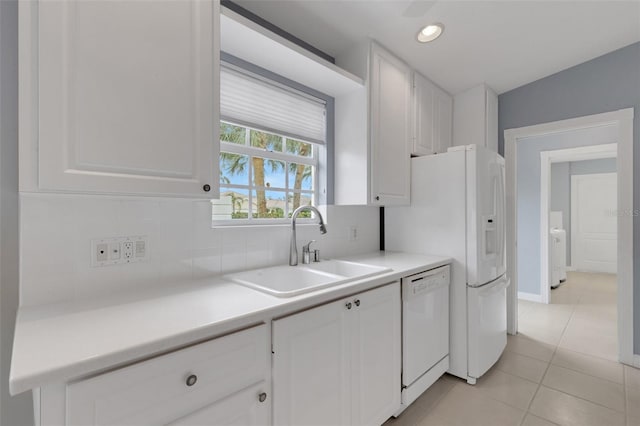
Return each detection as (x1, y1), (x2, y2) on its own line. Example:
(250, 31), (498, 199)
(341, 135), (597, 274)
(402, 265), (450, 298)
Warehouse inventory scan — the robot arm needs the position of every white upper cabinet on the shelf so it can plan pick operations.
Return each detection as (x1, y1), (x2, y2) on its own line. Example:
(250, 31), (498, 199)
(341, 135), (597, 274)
(19, 0), (220, 198)
(334, 41), (412, 206)
(452, 84), (499, 152)
(412, 72), (453, 156)
(370, 43), (412, 206)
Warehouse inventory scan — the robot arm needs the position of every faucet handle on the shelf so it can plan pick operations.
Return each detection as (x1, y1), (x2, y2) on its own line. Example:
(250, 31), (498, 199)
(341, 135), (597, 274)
(303, 240), (316, 253)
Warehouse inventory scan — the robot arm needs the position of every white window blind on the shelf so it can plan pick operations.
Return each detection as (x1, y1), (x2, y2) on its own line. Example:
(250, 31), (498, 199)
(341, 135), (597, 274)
(220, 66), (326, 145)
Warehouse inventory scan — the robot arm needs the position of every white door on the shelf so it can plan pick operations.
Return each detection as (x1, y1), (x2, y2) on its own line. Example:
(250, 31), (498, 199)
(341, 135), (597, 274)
(571, 173), (617, 273)
(467, 146), (507, 286)
(369, 43), (412, 205)
(272, 298), (352, 426)
(33, 0), (219, 197)
(351, 283), (401, 426)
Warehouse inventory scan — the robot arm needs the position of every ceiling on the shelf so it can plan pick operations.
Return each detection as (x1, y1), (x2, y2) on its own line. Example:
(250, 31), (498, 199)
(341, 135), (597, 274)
(232, 0), (640, 95)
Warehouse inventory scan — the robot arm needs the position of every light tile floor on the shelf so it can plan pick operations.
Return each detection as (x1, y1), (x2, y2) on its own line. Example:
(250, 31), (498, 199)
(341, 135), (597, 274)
(387, 272), (640, 426)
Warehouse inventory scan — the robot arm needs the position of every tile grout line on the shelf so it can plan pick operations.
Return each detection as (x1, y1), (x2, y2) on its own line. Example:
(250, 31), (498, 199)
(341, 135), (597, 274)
(523, 274), (626, 424)
(540, 381), (626, 414)
(414, 378), (458, 424)
(520, 350), (557, 425)
(519, 288), (580, 425)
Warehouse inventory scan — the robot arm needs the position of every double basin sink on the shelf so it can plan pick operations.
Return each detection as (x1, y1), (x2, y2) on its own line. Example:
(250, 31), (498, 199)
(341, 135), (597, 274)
(225, 259), (391, 298)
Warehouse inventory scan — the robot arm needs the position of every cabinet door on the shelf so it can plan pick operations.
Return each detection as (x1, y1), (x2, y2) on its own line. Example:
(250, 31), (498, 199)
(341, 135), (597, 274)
(369, 43), (411, 206)
(66, 325), (268, 425)
(30, 0), (219, 197)
(485, 88), (499, 152)
(412, 73), (435, 156)
(434, 89), (453, 154)
(169, 382), (269, 426)
(273, 299), (352, 426)
(350, 283), (401, 426)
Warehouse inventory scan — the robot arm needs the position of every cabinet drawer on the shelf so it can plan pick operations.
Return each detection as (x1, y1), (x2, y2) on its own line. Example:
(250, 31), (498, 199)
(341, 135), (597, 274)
(67, 325), (268, 426)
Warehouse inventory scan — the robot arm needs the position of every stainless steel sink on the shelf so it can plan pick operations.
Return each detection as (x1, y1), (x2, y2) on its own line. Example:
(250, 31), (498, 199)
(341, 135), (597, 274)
(225, 260), (391, 298)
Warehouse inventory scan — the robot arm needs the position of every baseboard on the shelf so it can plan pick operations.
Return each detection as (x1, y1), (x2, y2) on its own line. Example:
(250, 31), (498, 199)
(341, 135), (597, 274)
(518, 291), (543, 303)
(633, 354), (640, 368)
(566, 266), (577, 272)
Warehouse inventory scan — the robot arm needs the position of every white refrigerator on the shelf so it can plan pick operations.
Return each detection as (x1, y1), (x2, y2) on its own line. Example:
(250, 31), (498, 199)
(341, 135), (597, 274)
(386, 144), (509, 384)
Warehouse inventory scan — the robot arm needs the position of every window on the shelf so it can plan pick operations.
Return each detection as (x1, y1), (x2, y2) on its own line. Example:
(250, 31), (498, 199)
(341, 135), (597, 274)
(212, 64), (327, 225)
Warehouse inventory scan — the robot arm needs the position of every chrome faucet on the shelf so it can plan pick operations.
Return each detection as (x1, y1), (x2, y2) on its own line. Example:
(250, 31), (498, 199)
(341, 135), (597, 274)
(289, 205), (327, 266)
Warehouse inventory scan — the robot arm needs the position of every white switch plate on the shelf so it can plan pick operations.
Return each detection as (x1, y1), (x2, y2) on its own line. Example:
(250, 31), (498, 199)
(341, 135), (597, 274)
(91, 236), (149, 267)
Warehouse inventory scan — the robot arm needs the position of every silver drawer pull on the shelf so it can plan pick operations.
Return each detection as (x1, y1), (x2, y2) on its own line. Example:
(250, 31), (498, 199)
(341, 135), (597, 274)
(258, 392), (267, 403)
(186, 374), (198, 387)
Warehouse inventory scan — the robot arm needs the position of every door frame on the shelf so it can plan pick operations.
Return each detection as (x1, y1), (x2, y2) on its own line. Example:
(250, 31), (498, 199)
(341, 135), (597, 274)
(570, 172), (618, 274)
(504, 108), (634, 365)
(539, 144), (617, 304)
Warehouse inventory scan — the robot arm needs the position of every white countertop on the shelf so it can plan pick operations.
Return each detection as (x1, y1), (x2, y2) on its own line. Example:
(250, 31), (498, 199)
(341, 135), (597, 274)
(10, 251), (450, 395)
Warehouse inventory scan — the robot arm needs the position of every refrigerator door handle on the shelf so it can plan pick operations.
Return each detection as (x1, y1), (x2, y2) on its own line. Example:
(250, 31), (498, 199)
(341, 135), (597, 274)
(497, 163), (506, 273)
(477, 277), (510, 296)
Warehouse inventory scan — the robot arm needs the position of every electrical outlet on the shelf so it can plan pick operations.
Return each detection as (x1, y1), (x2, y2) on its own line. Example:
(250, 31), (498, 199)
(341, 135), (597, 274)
(348, 226), (358, 242)
(91, 236), (149, 267)
(123, 242), (134, 260)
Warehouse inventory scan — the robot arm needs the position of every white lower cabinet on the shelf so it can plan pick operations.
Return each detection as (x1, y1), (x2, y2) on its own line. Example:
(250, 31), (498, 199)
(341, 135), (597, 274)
(42, 325), (270, 426)
(167, 382), (268, 426)
(272, 282), (401, 426)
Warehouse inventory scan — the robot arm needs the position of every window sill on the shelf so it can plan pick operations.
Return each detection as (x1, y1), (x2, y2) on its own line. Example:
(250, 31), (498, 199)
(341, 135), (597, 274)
(211, 221), (323, 229)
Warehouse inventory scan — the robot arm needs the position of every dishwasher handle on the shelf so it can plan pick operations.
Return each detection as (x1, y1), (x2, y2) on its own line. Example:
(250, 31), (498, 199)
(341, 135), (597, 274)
(402, 265), (450, 298)
(403, 265), (450, 283)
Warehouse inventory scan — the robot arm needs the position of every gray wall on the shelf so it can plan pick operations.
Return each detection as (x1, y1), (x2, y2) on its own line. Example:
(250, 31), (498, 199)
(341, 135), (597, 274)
(0, 1), (34, 424)
(516, 125), (618, 295)
(500, 40), (640, 353)
(551, 158), (618, 263)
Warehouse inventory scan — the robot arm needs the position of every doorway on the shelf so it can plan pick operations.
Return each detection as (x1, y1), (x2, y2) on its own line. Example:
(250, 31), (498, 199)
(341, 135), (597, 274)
(540, 143), (617, 304)
(504, 108), (634, 365)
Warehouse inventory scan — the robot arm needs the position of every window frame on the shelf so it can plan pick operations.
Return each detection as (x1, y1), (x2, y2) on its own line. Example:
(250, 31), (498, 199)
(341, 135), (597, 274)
(214, 121), (320, 226)
(212, 53), (334, 227)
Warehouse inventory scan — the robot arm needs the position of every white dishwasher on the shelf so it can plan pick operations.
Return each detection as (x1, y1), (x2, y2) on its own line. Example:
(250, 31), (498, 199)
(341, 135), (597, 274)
(397, 264), (450, 414)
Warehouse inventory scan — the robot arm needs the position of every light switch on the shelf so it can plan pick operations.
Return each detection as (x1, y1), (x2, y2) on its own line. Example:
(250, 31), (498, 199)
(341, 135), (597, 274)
(135, 240), (146, 258)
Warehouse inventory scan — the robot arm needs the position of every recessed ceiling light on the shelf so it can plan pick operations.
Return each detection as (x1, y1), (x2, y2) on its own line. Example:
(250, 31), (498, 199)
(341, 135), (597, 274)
(416, 23), (444, 43)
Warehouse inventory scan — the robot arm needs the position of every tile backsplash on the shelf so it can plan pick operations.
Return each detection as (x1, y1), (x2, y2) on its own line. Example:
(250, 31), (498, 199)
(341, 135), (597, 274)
(19, 193), (380, 307)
